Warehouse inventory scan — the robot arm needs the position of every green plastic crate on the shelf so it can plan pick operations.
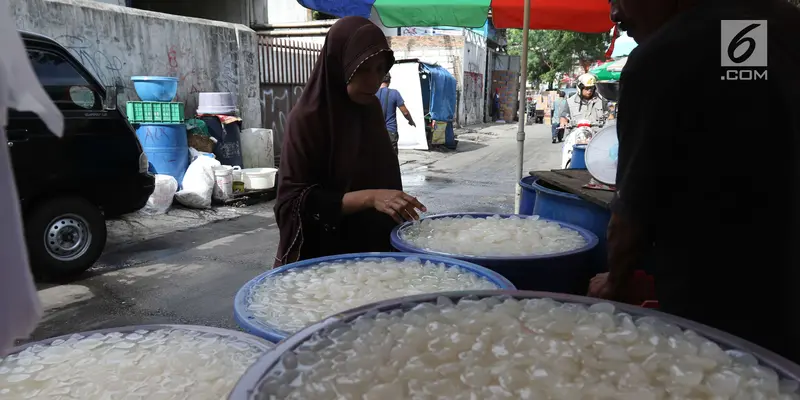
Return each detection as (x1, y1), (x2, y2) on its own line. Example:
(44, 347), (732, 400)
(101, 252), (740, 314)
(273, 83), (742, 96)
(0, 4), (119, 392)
(126, 101), (185, 124)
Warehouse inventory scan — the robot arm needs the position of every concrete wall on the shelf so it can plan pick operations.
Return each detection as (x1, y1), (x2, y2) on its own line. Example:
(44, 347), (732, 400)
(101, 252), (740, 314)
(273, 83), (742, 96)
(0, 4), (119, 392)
(388, 35), (464, 125)
(462, 30), (487, 125)
(13, 0), (261, 129)
(134, 0), (250, 26)
(267, 0), (311, 24)
(132, 0), (311, 26)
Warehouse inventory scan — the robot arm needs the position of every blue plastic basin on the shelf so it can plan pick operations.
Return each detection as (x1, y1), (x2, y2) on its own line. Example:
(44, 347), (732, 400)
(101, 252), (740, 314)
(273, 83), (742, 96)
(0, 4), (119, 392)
(135, 123), (190, 186)
(233, 252), (515, 343)
(531, 179), (610, 272)
(230, 291), (800, 400)
(391, 213), (599, 294)
(131, 76), (178, 102)
(571, 144), (587, 169)
(518, 176), (537, 216)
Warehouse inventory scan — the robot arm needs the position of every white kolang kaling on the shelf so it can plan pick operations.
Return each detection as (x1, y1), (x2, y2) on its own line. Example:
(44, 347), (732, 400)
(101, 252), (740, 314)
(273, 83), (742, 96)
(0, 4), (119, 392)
(246, 258), (499, 333)
(402, 215), (587, 257)
(0, 328), (265, 399)
(258, 296), (800, 399)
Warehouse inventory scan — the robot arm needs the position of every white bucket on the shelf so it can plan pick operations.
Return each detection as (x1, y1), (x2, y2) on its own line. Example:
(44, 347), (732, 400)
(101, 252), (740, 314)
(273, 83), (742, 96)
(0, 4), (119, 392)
(197, 92), (237, 115)
(212, 165), (240, 200)
(242, 167), (277, 190)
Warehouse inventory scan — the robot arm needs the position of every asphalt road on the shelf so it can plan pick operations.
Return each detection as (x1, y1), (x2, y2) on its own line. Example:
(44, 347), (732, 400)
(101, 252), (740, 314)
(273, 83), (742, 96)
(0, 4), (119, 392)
(29, 122), (562, 341)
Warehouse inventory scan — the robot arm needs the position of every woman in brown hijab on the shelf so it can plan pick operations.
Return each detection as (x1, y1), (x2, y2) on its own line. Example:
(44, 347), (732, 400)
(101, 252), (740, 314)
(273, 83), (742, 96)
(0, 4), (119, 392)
(274, 17), (426, 267)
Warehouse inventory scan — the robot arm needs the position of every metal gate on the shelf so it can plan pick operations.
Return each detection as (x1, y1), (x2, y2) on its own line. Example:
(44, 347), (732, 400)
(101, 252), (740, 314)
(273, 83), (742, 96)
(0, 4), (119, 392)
(258, 36), (322, 160)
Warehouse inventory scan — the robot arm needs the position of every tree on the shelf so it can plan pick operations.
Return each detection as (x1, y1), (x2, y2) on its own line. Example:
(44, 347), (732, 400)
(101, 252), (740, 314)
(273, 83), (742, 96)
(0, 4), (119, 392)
(507, 29), (610, 87)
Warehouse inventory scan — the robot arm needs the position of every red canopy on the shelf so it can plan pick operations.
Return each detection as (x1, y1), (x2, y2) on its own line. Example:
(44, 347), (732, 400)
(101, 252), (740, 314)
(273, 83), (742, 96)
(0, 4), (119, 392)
(492, 0), (613, 32)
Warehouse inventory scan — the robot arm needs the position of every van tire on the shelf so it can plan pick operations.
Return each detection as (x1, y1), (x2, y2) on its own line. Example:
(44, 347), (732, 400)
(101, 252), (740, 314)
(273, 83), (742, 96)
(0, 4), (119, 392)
(26, 197), (106, 281)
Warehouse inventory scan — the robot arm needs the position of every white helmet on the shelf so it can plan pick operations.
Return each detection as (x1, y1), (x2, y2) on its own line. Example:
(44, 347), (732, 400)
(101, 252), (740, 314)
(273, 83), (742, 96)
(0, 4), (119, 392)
(577, 73), (597, 90)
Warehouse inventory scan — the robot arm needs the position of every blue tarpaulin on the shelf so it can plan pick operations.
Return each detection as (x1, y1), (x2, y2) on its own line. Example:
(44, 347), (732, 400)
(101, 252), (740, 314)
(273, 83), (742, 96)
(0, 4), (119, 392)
(421, 63), (456, 122)
(296, 0), (373, 18)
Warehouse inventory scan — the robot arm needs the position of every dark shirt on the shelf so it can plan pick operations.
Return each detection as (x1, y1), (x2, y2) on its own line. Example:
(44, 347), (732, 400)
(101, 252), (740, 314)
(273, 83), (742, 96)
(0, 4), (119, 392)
(613, 0), (800, 361)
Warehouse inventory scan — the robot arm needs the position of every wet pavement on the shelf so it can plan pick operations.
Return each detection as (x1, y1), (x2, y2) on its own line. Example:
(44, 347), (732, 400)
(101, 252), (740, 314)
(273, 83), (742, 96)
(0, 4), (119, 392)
(27, 123), (562, 342)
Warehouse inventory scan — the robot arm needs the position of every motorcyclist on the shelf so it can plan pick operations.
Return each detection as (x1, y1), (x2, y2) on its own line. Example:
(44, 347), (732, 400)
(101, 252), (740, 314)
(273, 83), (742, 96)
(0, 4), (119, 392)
(559, 73), (605, 129)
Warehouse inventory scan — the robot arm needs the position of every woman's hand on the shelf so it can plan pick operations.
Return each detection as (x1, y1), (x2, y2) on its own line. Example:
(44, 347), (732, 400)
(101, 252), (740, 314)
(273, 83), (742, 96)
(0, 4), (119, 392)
(587, 272), (619, 300)
(370, 190), (426, 223)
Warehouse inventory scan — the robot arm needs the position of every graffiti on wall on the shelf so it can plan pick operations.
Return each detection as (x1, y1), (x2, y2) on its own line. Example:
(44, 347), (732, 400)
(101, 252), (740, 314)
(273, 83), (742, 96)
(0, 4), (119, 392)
(166, 45), (240, 98)
(263, 85), (305, 157)
(55, 34), (128, 91)
(463, 71), (484, 125)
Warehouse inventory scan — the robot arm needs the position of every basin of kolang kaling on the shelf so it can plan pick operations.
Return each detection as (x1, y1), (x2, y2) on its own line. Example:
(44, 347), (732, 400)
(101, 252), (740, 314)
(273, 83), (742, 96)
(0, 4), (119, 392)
(0, 324), (273, 399)
(391, 213), (599, 293)
(230, 291), (800, 399)
(233, 252), (515, 343)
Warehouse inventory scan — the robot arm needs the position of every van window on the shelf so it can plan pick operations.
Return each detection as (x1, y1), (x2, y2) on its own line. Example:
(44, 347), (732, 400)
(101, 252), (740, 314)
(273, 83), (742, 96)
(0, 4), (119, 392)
(28, 49), (100, 111)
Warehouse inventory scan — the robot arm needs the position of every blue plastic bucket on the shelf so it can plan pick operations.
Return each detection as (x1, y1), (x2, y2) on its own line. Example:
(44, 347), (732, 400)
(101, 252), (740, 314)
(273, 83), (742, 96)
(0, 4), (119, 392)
(136, 123), (190, 187)
(531, 179), (610, 272)
(570, 144), (587, 169)
(519, 176), (537, 216)
(131, 76), (178, 102)
(233, 252), (515, 343)
(391, 213), (599, 294)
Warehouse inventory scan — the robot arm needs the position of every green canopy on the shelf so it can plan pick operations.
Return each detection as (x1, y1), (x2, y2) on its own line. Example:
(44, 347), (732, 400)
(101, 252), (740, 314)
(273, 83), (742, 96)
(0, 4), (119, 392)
(590, 60), (621, 81)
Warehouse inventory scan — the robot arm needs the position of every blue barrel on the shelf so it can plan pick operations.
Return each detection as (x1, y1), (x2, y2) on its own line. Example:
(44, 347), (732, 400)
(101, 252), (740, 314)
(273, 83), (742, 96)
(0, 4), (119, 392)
(233, 252), (515, 343)
(135, 123), (190, 186)
(519, 175), (537, 216)
(570, 144), (587, 169)
(391, 213), (599, 294)
(531, 179), (610, 272)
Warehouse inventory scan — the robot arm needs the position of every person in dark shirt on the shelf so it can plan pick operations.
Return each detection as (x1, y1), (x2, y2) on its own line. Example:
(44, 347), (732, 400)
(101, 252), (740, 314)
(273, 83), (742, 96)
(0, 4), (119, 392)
(588, 0), (800, 362)
(376, 73), (416, 156)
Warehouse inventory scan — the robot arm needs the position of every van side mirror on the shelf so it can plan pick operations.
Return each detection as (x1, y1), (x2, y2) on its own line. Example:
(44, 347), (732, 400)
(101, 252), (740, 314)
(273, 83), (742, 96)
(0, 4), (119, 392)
(104, 85), (118, 111)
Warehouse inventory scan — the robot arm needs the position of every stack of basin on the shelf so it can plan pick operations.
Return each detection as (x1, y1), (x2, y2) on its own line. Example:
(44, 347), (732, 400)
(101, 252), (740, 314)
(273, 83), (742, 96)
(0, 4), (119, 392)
(129, 76), (189, 186)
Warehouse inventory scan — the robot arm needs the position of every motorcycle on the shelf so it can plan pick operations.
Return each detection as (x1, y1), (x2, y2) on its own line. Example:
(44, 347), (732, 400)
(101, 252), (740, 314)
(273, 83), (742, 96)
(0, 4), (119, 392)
(561, 119), (603, 169)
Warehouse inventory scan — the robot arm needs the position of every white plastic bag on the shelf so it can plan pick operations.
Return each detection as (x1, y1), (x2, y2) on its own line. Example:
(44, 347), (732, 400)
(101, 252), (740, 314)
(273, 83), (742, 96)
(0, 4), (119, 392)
(189, 147), (216, 162)
(139, 174), (178, 215)
(175, 155), (220, 209)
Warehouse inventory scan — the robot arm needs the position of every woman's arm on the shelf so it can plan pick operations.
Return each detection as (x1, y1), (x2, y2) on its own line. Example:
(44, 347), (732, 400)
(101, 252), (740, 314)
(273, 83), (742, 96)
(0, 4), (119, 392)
(342, 190), (373, 214)
(300, 189), (375, 227)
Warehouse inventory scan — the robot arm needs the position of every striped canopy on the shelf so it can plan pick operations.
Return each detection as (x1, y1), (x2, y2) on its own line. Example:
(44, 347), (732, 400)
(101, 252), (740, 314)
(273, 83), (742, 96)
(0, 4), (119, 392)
(298, 0), (613, 33)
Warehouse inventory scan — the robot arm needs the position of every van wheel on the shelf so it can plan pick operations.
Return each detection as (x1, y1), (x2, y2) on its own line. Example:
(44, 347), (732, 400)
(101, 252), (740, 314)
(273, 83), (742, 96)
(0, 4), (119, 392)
(26, 197), (107, 281)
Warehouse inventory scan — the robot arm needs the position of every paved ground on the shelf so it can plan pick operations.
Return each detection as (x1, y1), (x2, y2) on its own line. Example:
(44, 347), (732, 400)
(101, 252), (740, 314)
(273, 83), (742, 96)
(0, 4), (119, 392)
(28, 122), (562, 342)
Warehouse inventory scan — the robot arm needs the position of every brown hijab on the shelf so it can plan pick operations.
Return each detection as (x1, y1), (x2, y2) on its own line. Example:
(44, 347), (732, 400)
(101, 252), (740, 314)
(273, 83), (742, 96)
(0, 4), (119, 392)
(274, 17), (401, 266)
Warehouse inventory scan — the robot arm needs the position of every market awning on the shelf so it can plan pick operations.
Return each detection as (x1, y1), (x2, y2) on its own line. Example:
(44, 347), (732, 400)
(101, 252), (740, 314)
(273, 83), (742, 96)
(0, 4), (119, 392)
(296, 0), (613, 33)
(606, 57), (627, 72)
(590, 61), (621, 81)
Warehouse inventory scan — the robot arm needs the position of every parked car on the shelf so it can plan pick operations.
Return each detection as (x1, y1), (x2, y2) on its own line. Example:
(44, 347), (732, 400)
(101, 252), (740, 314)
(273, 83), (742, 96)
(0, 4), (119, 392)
(7, 31), (155, 280)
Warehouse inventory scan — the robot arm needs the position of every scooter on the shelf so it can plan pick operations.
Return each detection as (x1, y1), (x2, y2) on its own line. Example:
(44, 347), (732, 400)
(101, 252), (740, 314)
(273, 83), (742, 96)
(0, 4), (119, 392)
(561, 119), (603, 169)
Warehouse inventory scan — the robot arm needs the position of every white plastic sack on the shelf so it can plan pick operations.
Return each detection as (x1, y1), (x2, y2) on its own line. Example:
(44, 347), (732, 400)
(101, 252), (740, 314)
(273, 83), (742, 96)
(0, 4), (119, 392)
(139, 174), (178, 215)
(189, 147), (216, 162)
(175, 155), (220, 209)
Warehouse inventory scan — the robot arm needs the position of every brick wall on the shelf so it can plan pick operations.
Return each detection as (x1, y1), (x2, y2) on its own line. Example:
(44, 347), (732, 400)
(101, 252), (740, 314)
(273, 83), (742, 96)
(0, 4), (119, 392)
(492, 70), (520, 122)
(387, 35), (464, 80)
(388, 35), (465, 125)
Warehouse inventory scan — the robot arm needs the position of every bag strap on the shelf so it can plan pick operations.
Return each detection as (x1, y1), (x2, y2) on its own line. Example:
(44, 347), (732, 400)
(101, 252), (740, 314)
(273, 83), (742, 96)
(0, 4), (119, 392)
(382, 88), (391, 120)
